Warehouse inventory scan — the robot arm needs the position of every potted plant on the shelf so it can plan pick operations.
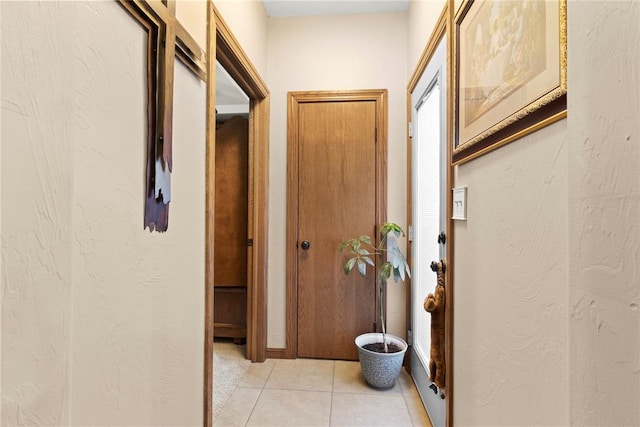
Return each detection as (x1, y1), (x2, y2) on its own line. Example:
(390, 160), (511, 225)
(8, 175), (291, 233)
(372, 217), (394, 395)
(339, 222), (411, 389)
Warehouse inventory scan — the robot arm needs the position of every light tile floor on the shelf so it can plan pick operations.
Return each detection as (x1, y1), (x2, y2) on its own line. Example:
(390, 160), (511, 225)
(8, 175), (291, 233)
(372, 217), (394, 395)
(215, 358), (432, 426)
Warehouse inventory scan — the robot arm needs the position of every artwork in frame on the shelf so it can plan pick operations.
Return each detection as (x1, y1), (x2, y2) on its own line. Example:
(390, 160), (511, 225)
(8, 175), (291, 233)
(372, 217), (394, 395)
(453, 0), (567, 164)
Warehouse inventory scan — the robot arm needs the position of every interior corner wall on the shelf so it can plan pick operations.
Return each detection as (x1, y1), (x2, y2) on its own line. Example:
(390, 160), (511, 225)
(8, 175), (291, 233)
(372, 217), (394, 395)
(2, 1), (206, 425)
(567, 2), (640, 425)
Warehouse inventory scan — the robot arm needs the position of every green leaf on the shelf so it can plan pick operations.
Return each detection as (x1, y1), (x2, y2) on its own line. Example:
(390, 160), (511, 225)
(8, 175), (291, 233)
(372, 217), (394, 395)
(359, 235), (372, 245)
(389, 246), (403, 269)
(392, 266), (404, 282)
(380, 223), (390, 236)
(381, 222), (403, 237)
(385, 238), (410, 282)
(363, 256), (375, 267)
(338, 239), (352, 252)
(378, 262), (391, 282)
(344, 258), (357, 275)
(357, 259), (367, 276)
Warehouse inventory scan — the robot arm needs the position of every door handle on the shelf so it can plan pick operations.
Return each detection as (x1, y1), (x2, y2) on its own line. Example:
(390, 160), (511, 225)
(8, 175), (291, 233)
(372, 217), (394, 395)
(301, 240), (311, 250)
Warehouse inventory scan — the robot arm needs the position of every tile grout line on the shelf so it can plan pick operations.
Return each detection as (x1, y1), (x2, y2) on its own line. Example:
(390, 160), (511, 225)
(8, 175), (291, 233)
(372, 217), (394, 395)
(400, 370), (429, 426)
(400, 381), (416, 426)
(243, 359), (277, 427)
(328, 360), (336, 427)
(242, 387), (264, 427)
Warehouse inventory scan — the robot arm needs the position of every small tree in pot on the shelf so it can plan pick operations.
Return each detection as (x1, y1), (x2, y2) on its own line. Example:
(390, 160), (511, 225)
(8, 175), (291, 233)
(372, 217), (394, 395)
(339, 222), (411, 388)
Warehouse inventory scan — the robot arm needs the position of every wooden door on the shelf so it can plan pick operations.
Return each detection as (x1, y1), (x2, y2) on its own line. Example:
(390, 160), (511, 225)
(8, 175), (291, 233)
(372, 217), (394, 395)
(292, 94), (384, 361)
(213, 116), (249, 340)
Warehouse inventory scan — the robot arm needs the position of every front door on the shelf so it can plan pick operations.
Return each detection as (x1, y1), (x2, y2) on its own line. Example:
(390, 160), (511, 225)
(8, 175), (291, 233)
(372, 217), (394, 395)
(288, 91), (386, 360)
(410, 37), (447, 426)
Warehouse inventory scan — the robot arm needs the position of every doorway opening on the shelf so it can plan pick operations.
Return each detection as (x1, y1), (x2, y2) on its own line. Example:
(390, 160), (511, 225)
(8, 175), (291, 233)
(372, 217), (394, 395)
(212, 60), (251, 417)
(213, 61), (250, 347)
(205, 3), (270, 426)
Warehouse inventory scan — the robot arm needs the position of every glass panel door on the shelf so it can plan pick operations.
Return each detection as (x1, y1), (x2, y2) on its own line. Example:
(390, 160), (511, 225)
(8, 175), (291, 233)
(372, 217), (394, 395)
(410, 36), (447, 427)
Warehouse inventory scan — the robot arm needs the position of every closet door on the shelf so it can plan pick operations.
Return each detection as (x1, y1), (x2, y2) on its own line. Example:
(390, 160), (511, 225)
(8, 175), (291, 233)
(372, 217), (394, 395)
(295, 99), (378, 361)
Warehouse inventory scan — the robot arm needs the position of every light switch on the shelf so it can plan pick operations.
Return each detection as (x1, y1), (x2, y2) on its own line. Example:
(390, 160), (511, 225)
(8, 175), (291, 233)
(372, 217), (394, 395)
(452, 187), (467, 220)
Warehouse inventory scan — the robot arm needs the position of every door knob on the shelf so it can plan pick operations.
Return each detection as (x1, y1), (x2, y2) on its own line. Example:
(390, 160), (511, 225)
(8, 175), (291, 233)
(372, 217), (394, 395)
(301, 240), (311, 250)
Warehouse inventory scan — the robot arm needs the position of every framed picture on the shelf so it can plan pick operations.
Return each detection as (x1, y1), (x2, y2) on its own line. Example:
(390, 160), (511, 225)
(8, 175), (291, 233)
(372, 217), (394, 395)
(453, 0), (567, 164)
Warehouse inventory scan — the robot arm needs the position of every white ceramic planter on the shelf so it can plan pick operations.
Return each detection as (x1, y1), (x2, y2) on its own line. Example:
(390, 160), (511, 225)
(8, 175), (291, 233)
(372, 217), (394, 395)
(355, 332), (408, 389)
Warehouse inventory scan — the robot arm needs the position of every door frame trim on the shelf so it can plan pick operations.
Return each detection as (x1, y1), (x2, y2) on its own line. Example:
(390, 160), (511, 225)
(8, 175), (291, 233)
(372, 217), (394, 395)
(285, 90), (388, 359)
(406, 3), (454, 426)
(205, 4), (270, 426)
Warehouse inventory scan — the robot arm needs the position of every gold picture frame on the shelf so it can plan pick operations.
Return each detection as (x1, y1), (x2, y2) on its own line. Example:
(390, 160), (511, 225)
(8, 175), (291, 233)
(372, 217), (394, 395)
(453, 0), (567, 165)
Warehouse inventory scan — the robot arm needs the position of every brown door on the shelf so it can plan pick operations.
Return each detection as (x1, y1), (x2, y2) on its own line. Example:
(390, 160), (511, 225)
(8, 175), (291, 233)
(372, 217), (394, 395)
(213, 116), (249, 340)
(294, 96), (381, 360)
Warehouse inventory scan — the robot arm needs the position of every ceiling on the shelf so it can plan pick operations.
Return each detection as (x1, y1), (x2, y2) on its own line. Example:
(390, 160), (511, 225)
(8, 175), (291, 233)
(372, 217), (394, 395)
(262, 0), (409, 18)
(216, 0), (410, 117)
(215, 61), (249, 120)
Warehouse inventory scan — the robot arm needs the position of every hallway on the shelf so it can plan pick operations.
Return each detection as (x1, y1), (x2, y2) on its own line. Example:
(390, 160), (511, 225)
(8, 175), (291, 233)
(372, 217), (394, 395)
(214, 343), (431, 426)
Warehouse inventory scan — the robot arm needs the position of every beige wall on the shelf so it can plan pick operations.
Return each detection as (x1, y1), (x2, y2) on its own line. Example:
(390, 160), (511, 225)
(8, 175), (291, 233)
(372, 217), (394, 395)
(568, 1), (640, 425)
(407, 0), (446, 78)
(2, 3), (75, 423)
(450, 0), (570, 419)
(453, 122), (570, 425)
(177, 0), (208, 50)
(266, 12), (409, 348)
(1, 1), (206, 425)
(213, 0), (269, 78)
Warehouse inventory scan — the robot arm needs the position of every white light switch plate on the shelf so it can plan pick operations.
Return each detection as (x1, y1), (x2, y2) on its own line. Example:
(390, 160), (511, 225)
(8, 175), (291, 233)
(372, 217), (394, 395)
(452, 187), (467, 220)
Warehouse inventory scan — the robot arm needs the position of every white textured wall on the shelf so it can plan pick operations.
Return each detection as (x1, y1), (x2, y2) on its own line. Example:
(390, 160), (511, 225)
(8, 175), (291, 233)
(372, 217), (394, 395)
(453, 122), (570, 425)
(568, 1), (640, 425)
(2, 2), (74, 423)
(266, 12), (408, 348)
(2, 1), (206, 425)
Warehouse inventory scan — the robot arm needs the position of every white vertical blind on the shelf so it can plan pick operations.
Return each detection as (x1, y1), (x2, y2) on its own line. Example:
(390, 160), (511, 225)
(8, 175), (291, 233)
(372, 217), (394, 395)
(412, 81), (441, 370)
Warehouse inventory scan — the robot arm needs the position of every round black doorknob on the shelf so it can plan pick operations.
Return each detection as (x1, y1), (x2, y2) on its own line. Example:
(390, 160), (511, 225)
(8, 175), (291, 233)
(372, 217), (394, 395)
(301, 240), (311, 250)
